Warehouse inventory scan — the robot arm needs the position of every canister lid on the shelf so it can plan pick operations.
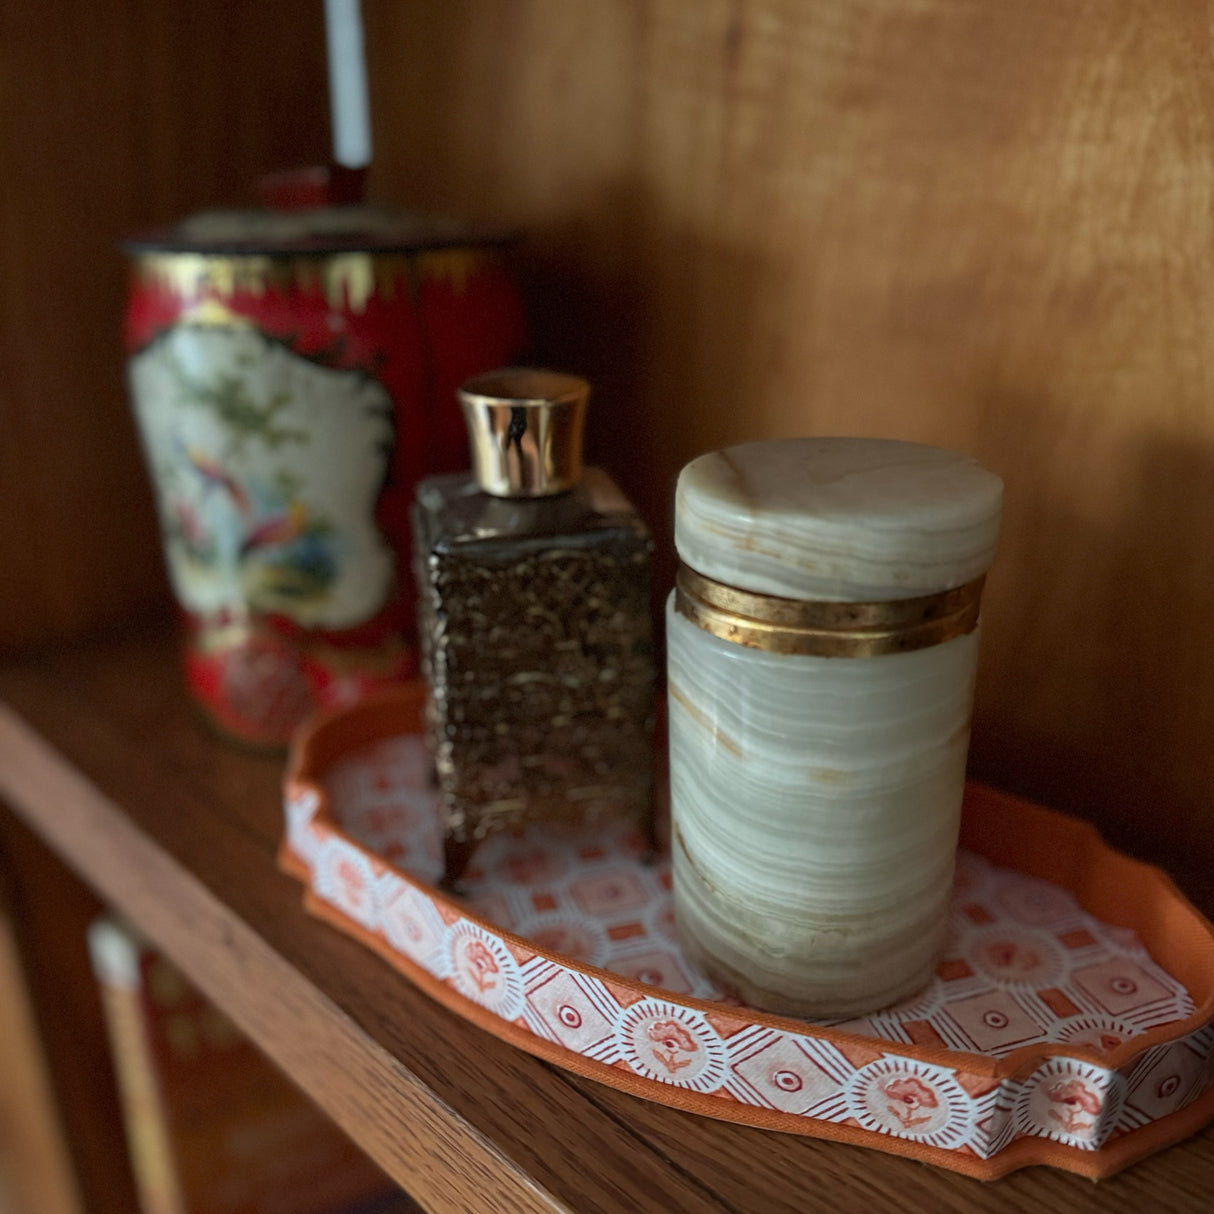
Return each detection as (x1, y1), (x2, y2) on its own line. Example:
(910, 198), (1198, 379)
(674, 437), (1003, 602)
(122, 205), (518, 257)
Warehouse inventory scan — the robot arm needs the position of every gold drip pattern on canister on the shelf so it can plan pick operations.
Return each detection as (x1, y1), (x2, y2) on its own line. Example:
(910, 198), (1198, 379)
(133, 247), (497, 314)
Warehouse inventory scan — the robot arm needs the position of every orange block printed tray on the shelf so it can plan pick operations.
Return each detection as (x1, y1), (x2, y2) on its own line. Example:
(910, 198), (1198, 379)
(279, 685), (1214, 1180)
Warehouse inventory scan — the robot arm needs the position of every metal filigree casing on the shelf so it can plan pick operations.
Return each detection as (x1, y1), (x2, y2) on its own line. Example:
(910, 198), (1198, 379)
(413, 370), (654, 883)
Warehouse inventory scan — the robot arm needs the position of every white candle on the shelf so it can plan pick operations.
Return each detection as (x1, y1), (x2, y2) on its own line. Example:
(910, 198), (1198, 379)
(325, 0), (372, 169)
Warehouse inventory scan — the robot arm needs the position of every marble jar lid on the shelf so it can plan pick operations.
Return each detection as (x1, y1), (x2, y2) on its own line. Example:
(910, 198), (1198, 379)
(674, 437), (1003, 603)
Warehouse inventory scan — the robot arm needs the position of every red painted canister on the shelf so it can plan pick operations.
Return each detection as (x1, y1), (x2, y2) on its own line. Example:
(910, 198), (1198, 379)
(123, 206), (526, 748)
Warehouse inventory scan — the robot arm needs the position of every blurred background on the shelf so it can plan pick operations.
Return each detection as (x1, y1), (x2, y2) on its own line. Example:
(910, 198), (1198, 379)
(3, 0), (1214, 1207)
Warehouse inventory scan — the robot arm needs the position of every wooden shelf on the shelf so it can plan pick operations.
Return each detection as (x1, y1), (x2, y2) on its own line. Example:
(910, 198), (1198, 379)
(2, 619), (1214, 1213)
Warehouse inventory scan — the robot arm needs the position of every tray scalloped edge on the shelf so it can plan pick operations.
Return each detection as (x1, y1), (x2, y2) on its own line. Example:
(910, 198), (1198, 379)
(279, 684), (1214, 1181)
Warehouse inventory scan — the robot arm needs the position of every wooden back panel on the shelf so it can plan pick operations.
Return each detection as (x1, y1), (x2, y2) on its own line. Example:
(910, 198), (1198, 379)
(0, 2), (329, 649)
(2, 1), (1208, 870)
(364, 0), (1214, 871)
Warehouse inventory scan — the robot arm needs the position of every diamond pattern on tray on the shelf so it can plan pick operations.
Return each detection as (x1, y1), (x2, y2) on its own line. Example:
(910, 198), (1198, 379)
(289, 732), (1212, 1172)
(327, 735), (1193, 1051)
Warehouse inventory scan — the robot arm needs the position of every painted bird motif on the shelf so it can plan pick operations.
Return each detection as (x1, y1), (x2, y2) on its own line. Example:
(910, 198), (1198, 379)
(186, 446), (252, 516)
(239, 500), (309, 557)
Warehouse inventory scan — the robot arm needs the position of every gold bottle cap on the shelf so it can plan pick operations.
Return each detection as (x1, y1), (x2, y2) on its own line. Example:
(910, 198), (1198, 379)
(459, 367), (588, 498)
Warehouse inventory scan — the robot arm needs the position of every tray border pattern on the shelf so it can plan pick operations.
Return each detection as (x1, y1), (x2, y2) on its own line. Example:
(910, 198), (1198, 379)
(280, 686), (1214, 1180)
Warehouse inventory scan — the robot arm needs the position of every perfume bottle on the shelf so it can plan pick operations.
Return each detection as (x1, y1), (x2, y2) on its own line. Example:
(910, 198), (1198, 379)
(413, 368), (655, 883)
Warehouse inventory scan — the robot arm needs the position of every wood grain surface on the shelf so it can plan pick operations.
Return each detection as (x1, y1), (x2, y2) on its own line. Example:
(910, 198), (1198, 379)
(0, 862), (85, 1214)
(0, 811), (140, 1214)
(5, 0), (1213, 888)
(362, 0), (1214, 880)
(8, 5), (1214, 1204)
(0, 1), (329, 650)
(3, 621), (1214, 1213)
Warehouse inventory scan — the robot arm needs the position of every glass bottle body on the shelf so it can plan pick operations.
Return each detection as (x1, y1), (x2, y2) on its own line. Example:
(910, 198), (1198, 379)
(413, 467), (654, 881)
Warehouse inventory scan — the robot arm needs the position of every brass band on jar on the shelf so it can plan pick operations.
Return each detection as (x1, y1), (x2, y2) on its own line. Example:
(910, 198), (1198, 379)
(674, 563), (985, 657)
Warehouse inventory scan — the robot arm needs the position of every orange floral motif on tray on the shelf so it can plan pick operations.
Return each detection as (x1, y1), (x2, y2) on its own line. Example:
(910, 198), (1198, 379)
(464, 939), (499, 993)
(1046, 1078), (1102, 1134)
(647, 1018), (698, 1073)
(882, 1076), (939, 1130)
(336, 857), (366, 904)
